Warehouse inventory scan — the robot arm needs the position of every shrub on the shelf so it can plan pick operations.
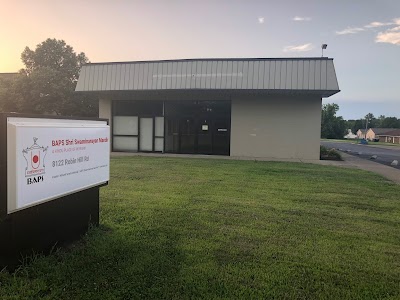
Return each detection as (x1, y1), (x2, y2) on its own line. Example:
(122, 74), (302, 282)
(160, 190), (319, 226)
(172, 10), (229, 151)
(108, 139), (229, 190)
(320, 146), (342, 160)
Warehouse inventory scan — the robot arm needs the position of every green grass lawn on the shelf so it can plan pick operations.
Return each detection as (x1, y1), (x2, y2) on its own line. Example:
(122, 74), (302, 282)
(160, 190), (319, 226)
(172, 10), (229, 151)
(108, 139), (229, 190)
(321, 138), (357, 143)
(1, 157), (400, 299)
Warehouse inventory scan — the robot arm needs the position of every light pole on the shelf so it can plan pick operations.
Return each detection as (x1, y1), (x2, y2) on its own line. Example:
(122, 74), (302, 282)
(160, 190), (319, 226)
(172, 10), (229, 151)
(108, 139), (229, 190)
(321, 44), (327, 57)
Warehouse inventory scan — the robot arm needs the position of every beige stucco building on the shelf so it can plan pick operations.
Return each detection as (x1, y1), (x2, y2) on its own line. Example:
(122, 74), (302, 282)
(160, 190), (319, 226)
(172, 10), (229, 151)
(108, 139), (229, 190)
(365, 128), (398, 141)
(356, 129), (367, 139)
(76, 58), (340, 160)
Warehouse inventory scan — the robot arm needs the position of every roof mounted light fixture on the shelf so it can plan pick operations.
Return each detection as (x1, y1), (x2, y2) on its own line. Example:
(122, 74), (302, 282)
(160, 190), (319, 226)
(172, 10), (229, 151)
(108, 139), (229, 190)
(321, 44), (328, 57)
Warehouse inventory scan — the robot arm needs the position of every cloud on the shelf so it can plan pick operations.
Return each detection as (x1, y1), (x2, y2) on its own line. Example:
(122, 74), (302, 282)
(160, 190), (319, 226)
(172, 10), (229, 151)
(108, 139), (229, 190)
(376, 26), (400, 45)
(283, 43), (314, 52)
(337, 18), (400, 35)
(336, 17), (400, 46)
(371, 18), (400, 45)
(364, 21), (393, 28)
(376, 32), (400, 45)
(293, 16), (311, 21)
(389, 26), (400, 32)
(335, 27), (365, 35)
(258, 17), (264, 24)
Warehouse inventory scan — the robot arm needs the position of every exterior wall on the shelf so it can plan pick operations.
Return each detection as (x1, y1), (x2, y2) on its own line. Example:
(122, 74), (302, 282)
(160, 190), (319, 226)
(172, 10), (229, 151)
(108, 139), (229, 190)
(356, 129), (366, 139)
(99, 98), (112, 124)
(377, 135), (386, 142)
(230, 96), (322, 160)
(366, 129), (376, 141)
(377, 135), (400, 144)
(99, 98), (112, 150)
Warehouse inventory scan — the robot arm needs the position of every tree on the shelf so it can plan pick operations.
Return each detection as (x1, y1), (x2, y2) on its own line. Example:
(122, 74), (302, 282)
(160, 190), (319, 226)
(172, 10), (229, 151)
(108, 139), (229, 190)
(0, 78), (16, 112)
(321, 103), (346, 139)
(377, 115), (386, 127)
(0, 38), (97, 116)
(345, 119), (356, 133)
(352, 119), (365, 133)
(364, 113), (378, 128)
(380, 117), (400, 128)
(349, 115), (400, 133)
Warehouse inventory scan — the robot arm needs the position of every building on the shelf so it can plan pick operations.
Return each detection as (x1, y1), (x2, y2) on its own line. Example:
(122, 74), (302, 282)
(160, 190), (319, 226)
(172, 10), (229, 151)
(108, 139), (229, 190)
(344, 129), (357, 139)
(377, 129), (400, 144)
(365, 128), (397, 141)
(357, 129), (367, 139)
(75, 57), (340, 160)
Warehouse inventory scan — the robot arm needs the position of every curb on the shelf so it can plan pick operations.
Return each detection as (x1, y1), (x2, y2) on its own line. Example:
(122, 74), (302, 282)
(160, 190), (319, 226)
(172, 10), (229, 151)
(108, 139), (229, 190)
(340, 152), (400, 184)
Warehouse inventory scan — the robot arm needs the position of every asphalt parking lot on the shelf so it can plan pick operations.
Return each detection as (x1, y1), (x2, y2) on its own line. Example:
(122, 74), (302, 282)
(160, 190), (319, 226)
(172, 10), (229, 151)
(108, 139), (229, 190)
(321, 141), (400, 170)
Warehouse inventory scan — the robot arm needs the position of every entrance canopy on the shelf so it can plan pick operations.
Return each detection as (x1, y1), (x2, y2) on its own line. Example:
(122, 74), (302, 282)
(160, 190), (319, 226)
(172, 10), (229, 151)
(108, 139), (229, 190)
(75, 57), (340, 98)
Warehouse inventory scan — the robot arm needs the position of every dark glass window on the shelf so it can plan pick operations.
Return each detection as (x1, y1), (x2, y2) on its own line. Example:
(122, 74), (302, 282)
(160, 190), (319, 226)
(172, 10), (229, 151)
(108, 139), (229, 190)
(165, 100), (230, 117)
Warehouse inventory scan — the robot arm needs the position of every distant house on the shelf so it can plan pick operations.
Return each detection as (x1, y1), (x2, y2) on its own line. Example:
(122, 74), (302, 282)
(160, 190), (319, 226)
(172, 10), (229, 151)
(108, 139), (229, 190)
(365, 128), (398, 141)
(377, 129), (400, 144)
(344, 129), (357, 139)
(356, 129), (367, 139)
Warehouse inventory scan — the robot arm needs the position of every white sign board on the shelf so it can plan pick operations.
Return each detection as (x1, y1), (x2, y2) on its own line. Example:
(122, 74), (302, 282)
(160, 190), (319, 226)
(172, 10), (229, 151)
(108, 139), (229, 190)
(7, 117), (110, 214)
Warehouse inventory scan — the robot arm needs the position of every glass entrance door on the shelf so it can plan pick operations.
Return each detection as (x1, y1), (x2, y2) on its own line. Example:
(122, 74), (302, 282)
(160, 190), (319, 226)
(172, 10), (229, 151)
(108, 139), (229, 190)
(197, 119), (212, 154)
(179, 118), (196, 153)
(164, 101), (231, 155)
(177, 118), (228, 155)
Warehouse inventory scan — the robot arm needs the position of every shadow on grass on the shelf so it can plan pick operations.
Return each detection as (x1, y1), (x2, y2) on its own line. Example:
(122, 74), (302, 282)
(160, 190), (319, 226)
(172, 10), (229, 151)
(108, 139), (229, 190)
(1, 222), (185, 300)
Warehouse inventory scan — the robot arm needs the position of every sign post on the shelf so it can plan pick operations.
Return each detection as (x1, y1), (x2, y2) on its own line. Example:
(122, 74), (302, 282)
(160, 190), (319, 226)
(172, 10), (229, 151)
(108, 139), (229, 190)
(0, 113), (110, 269)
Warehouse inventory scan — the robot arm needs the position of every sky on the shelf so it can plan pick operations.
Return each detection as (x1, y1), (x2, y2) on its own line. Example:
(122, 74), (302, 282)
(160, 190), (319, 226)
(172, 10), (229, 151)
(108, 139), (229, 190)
(0, 0), (399, 120)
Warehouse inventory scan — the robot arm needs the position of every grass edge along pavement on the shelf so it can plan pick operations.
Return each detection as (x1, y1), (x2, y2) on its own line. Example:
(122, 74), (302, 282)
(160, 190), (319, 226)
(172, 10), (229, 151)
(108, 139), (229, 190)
(321, 138), (400, 148)
(1, 156), (400, 299)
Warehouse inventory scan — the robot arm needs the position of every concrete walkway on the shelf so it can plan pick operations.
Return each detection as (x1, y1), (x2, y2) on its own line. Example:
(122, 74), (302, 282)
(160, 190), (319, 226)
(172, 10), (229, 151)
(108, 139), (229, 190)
(338, 152), (400, 184)
(111, 152), (400, 184)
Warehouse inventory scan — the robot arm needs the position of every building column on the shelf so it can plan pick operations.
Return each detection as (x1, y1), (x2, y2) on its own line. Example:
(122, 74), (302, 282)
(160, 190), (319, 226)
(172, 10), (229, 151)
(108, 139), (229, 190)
(99, 98), (112, 151)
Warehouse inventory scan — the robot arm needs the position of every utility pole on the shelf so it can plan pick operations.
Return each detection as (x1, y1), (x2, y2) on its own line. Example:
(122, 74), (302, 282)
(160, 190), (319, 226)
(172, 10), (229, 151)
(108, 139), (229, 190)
(365, 116), (369, 139)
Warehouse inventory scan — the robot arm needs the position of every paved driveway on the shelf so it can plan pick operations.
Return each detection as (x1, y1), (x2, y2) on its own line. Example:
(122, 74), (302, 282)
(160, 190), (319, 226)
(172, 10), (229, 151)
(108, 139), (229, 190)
(321, 141), (400, 170)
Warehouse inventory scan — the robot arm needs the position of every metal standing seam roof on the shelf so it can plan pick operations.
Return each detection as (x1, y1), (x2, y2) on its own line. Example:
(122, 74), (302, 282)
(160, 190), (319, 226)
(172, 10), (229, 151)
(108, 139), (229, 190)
(75, 57), (340, 97)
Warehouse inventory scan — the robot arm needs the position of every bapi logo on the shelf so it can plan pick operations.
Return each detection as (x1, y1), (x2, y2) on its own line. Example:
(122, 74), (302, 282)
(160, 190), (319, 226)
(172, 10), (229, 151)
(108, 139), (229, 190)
(22, 137), (48, 185)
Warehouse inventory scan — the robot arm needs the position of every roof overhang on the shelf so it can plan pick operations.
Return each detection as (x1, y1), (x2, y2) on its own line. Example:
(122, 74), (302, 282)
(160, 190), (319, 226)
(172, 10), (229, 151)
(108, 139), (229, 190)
(76, 89), (339, 100)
